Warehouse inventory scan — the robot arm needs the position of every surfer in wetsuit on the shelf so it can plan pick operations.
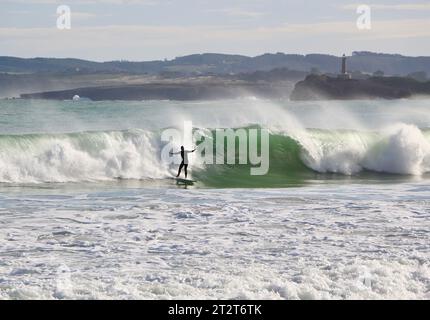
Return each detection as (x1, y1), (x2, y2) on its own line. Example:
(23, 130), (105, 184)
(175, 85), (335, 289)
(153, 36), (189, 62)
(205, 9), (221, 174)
(170, 146), (196, 178)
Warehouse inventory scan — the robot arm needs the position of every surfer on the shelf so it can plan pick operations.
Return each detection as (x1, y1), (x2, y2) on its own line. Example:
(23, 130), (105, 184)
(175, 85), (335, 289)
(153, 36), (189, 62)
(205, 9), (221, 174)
(170, 146), (196, 179)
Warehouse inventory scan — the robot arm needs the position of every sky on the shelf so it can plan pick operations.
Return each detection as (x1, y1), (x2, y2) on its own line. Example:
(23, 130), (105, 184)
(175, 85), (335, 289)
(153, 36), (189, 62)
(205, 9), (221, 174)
(1, 0), (430, 61)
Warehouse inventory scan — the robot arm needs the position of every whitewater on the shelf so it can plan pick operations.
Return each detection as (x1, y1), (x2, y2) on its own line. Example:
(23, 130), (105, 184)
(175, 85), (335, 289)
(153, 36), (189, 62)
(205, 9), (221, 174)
(0, 98), (429, 299)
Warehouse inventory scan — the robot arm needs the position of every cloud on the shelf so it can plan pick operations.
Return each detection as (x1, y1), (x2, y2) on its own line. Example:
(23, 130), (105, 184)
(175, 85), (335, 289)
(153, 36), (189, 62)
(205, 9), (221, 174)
(2, 19), (430, 42)
(51, 11), (112, 20)
(3, 0), (161, 4)
(342, 3), (430, 11)
(0, 19), (429, 60)
(64, 11), (97, 20)
(6, 10), (33, 15)
(206, 8), (266, 18)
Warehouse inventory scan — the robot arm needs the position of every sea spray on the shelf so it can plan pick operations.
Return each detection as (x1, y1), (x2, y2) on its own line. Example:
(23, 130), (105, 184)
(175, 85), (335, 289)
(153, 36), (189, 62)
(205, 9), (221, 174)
(363, 124), (430, 175)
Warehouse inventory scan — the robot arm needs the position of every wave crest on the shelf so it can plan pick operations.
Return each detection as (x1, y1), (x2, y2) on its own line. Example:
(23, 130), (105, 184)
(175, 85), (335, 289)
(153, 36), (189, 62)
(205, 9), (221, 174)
(0, 124), (429, 184)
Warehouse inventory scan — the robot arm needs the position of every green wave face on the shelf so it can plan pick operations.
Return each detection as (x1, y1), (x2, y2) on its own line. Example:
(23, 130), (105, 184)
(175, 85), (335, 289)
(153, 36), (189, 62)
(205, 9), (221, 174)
(193, 128), (313, 188)
(194, 126), (430, 188)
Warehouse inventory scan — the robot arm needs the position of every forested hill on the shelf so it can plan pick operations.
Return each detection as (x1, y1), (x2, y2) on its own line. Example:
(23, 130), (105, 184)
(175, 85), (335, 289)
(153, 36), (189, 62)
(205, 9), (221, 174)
(1, 52), (430, 76)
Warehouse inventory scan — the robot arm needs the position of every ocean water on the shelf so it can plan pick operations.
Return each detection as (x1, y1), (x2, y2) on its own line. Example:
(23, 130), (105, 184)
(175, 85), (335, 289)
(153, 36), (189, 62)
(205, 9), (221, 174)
(0, 98), (429, 299)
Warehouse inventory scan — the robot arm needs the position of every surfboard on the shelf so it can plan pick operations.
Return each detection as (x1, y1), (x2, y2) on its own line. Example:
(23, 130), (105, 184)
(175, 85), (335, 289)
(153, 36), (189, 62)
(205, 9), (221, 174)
(175, 178), (196, 185)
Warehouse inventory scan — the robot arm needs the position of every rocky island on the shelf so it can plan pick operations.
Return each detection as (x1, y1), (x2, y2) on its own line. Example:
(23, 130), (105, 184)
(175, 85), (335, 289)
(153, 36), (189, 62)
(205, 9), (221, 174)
(291, 54), (430, 100)
(290, 74), (430, 100)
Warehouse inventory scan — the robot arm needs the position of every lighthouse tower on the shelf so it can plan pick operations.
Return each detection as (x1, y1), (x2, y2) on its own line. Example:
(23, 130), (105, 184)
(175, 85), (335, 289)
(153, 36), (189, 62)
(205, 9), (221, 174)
(338, 54), (351, 79)
(342, 54), (346, 74)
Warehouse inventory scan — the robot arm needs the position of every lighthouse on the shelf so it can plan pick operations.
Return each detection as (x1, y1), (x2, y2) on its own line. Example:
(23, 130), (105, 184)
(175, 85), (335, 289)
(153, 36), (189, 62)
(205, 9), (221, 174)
(342, 54), (346, 74)
(338, 54), (351, 79)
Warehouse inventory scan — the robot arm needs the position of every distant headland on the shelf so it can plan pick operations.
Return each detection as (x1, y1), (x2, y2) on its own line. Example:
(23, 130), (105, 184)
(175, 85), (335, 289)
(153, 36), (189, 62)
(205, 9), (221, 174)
(290, 74), (430, 100)
(1, 52), (430, 101)
(290, 54), (430, 100)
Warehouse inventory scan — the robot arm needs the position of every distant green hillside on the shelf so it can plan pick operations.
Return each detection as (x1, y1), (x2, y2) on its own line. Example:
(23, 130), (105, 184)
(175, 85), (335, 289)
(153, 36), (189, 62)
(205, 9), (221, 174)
(1, 52), (430, 76)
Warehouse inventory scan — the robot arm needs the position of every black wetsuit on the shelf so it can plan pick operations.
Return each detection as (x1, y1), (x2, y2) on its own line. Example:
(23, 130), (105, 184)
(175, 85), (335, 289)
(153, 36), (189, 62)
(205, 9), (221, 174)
(177, 149), (188, 178)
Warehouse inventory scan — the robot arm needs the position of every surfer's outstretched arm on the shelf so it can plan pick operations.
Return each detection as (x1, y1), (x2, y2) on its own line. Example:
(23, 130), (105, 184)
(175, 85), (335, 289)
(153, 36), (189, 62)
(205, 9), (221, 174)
(169, 150), (180, 155)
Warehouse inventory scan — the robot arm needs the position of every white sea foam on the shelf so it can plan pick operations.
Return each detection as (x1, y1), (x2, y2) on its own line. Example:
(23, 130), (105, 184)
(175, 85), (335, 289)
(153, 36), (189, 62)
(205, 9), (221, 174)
(297, 124), (430, 175)
(0, 130), (171, 183)
(364, 124), (430, 175)
(0, 184), (429, 299)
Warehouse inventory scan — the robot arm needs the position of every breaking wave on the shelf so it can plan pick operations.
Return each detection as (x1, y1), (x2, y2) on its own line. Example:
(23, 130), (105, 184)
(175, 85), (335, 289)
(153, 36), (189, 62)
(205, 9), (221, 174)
(0, 124), (429, 185)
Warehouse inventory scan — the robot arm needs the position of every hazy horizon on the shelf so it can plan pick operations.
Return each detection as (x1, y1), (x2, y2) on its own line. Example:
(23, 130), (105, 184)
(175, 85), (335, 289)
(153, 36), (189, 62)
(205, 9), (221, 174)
(4, 50), (430, 63)
(1, 0), (430, 61)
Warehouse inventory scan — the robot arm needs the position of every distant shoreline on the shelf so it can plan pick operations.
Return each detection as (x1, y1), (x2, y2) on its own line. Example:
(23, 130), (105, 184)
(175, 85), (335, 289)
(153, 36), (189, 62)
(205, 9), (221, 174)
(17, 76), (430, 102)
(3, 51), (430, 101)
(18, 81), (295, 102)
